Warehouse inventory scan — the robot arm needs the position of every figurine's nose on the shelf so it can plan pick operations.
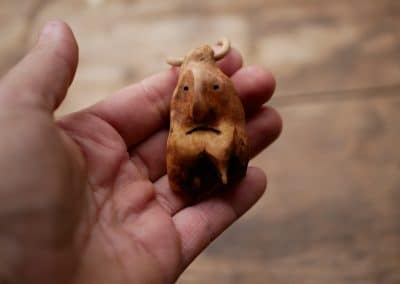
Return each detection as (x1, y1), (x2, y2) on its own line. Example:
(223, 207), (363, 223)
(191, 95), (206, 122)
(190, 70), (217, 123)
(191, 89), (215, 123)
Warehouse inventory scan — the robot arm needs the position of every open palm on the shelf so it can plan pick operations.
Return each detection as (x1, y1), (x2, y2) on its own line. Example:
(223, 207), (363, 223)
(0, 22), (281, 284)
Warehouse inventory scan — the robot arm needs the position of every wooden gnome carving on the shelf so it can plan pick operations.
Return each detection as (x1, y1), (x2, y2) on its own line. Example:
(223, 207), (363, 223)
(166, 38), (249, 196)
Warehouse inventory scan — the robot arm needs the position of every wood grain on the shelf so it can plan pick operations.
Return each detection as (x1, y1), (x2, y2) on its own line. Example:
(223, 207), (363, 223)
(1, 0), (398, 113)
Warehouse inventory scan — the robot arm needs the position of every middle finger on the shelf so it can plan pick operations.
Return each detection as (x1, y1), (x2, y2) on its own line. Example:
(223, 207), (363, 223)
(129, 65), (276, 181)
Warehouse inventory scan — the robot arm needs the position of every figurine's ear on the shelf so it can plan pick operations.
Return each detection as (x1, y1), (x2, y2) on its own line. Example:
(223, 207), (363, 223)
(213, 38), (231, 60)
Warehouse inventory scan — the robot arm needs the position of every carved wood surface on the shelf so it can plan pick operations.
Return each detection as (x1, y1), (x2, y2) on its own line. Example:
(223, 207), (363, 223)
(0, 0), (399, 283)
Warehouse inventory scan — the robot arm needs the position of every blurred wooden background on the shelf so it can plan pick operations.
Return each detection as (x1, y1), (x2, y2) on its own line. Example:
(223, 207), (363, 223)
(1, 0), (399, 283)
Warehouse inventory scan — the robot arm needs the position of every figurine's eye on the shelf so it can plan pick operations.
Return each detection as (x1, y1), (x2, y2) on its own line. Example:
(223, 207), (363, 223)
(183, 85), (189, 91)
(213, 84), (220, 91)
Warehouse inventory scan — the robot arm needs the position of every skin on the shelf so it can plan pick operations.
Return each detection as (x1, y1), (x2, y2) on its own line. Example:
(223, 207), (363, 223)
(0, 21), (282, 284)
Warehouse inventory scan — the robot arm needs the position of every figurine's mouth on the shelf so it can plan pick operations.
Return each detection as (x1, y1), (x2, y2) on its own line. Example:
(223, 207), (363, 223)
(186, 126), (221, 135)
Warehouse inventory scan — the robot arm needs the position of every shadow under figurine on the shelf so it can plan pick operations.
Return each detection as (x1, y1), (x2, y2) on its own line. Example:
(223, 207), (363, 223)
(166, 38), (249, 198)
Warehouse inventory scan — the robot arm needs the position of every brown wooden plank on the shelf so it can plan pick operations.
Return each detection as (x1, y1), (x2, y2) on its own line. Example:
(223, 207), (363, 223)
(248, 0), (400, 96)
(0, 0), (397, 113)
(178, 92), (400, 284)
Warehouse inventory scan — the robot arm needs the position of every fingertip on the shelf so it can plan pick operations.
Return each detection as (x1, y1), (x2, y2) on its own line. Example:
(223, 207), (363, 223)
(242, 166), (267, 202)
(0, 20), (80, 111)
(247, 65), (276, 95)
(247, 106), (283, 157)
(231, 65), (276, 115)
(274, 108), (283, 138)
(256, 106), (282, 131)
(38, 20), (79, 83)
(247, 166), (268, 195)
(217, 47), (243, 77)
(39, 20), (75, 42)
(233, 65), (276, 97)
(168, 66), (180, 77)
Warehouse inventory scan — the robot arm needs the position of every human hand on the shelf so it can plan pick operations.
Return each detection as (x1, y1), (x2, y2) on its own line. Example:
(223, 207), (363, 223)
(0, 21), (282, 284)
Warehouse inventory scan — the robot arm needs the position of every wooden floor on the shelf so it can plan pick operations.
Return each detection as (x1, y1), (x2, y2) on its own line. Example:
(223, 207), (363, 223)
(1, 0), (399, 283)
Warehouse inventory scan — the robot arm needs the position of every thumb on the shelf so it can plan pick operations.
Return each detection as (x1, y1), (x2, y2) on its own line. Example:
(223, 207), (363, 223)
(0, 20), (78, 112)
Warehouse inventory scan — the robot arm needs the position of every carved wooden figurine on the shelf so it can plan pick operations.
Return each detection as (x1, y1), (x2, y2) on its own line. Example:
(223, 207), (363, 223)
(166, 38), (249, 196)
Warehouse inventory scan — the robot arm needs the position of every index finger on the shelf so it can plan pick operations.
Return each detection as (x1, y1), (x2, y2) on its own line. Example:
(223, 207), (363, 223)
(86, 48), (243, 147)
